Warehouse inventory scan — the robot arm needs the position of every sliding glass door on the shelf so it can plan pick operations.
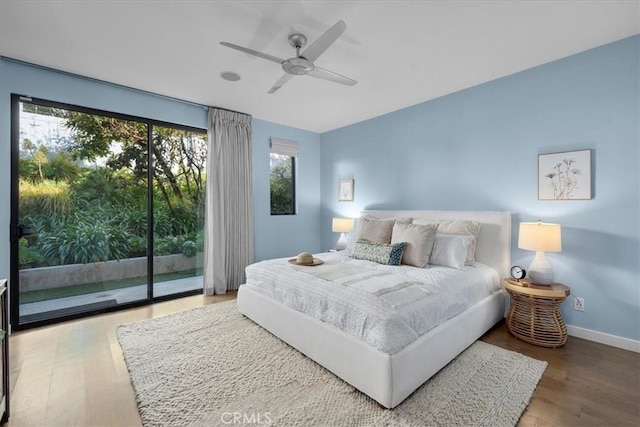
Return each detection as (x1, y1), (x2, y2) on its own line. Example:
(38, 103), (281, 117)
(10, 95), (206, 329)
(151, 126), (206, 298)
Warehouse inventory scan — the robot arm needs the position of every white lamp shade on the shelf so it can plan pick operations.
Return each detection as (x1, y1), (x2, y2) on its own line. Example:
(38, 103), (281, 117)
(518, 222), (562, 252)
(332, 217), (354, 233)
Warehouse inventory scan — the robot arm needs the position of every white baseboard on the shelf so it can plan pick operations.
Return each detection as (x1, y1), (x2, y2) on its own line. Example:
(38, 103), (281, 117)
(567, 324), (640, 353)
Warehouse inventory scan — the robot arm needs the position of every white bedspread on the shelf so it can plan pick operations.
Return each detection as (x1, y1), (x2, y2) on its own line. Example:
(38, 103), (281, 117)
(292, 262), (437, 308)
(244, 252), (501, 354)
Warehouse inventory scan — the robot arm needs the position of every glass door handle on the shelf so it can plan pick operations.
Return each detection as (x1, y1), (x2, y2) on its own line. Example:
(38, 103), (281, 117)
(11, 223), (35, 240)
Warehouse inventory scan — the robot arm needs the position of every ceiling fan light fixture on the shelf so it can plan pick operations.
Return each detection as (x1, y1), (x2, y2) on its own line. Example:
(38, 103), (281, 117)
(220, 71), (241, 82)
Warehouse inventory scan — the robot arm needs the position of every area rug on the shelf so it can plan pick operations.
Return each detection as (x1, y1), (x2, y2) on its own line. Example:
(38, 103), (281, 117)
(117, 300), (547, 427)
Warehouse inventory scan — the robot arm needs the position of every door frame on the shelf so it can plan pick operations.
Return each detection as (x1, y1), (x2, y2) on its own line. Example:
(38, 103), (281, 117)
(9, 94), (205, 331)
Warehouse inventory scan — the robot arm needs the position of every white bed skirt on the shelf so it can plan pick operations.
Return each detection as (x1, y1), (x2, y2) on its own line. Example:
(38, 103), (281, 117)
(237, 285), (505, 408)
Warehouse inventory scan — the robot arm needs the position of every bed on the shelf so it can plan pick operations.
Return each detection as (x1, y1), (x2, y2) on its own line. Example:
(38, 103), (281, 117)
(237, 210), (511, 409)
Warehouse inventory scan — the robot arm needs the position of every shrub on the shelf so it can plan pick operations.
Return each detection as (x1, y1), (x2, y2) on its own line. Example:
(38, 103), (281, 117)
(128, 235), (147, 257)
(181, 240), (197, 257)
(153, 208), (173, 237)
(18, 238), (44, 269)
(36, 210), (131, 265)
(195, 229), (205, 251)
(71, 168), (115, 203)
(153, 235), (183, 256)
(170, 202), (199, 236)
(19, 179), (74, 216)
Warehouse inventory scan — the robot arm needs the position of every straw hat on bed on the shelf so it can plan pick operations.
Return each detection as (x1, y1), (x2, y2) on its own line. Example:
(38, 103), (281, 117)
(288, 252), (324, 266)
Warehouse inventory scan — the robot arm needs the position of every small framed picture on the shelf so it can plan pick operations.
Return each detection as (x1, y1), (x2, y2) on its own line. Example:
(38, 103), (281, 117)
(338, 179), (354, 201)
(538, 149), (592, 200)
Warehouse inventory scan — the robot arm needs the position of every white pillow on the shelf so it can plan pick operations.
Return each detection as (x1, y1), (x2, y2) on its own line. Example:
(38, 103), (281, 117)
(345, 226), (359, 254)
(430, 234), (474, 269)
(391, 222), (437, 267)
(413, 219), (481, 265)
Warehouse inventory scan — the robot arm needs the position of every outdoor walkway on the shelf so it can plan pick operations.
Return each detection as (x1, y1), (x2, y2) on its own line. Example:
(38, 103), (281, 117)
(20, 276), (202, 317)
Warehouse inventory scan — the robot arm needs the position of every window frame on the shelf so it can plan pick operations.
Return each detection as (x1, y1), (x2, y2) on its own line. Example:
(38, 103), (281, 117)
(269, 152), (297, 216)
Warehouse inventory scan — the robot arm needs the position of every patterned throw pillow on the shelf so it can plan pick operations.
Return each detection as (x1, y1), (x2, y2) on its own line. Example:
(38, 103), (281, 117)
(350, 241), (408, 266)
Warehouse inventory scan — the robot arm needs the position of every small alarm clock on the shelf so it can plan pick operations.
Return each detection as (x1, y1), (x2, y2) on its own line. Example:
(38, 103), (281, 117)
(510, 265), (526, 280)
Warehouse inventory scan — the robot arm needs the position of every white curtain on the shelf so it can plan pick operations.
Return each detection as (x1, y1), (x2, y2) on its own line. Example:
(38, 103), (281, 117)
(204, 108), (254, 295)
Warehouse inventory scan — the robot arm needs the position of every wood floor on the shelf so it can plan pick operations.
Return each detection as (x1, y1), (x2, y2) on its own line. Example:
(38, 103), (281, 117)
(482, 322), (639, 426)
(6, 294), (639, 426)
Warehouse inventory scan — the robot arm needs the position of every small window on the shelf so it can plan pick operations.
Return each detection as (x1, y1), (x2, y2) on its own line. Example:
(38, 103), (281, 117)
(270, 138), (298, 215)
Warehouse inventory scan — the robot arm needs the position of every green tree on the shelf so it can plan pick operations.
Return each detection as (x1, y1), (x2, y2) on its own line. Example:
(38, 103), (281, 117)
(32, 145), (49, 181)
(62, 112), (206, 226)
(270, 154), (295, 214)
(22, 138), (36, 156)
(18, 106), (208, 267)
(44, 151), (81, 182)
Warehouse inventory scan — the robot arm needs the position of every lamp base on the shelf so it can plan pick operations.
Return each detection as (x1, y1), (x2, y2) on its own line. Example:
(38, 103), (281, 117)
(528, 251), (554, 285)
(335, 233), (348, 251)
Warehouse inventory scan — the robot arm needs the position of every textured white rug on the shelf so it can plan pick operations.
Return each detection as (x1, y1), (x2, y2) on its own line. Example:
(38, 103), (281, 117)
(117, 300), (547, 427)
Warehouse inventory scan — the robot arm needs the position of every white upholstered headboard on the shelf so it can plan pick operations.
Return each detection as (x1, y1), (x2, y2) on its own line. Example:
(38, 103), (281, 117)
(361, 210), (512, 278)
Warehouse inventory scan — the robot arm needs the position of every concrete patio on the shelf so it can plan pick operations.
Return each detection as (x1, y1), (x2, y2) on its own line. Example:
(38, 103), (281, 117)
(20, 275), (202, 318)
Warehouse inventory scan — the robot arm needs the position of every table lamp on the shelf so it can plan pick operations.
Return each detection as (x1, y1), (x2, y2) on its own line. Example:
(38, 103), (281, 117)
(518, 220), (562, 285)
(332, 217), (354, 251)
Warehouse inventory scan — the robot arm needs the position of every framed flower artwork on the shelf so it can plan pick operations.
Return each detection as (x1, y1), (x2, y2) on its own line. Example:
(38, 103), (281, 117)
(538, 150), (592, 200)
(338, 179), (354, 202)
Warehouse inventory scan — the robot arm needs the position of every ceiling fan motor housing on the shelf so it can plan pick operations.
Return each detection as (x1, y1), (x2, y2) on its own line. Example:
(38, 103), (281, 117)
(282, 57), (314, 75)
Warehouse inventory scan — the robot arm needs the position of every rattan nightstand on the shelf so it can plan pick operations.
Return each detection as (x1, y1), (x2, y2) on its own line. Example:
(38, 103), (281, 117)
(503, 278), (570, 348)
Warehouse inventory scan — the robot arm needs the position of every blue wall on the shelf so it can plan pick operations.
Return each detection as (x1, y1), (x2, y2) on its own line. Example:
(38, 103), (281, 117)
(0, 58), (321, 286)
(320, 36), (639, 341)
(252, 119), (322, 260)
(1, 35), (638, 342)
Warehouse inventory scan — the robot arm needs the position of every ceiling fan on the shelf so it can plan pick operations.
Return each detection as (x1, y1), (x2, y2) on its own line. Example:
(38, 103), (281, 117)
(220, 20), (357, 94)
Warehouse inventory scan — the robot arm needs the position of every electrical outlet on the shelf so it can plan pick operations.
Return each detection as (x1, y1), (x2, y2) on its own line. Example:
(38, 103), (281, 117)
(574, 297), (585, 312)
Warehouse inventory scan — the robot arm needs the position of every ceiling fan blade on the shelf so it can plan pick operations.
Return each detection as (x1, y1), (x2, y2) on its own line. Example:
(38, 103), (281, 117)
(308, 67), (357, 86)
(219, 42), (284, 64)
(300, 20), (346, 62)
(268, 74), (294, 94)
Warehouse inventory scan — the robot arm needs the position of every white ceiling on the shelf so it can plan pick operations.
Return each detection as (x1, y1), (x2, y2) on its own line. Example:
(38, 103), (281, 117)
(1, 1), (638, 133)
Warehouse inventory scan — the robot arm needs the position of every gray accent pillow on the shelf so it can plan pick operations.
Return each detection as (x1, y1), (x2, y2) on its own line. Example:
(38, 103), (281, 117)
(356, 217), (396, 244)
(391, 222), (438, 267)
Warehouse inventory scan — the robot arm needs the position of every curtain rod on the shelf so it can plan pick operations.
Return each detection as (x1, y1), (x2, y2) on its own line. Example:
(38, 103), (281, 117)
(209, 105), (251, 117)
(2, 56), (250, 116)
